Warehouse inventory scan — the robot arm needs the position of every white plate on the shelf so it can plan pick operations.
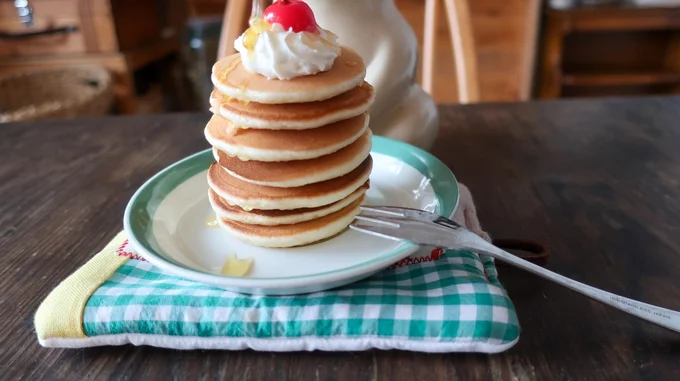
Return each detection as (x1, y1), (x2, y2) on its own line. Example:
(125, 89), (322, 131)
(124, 136), (459, 295)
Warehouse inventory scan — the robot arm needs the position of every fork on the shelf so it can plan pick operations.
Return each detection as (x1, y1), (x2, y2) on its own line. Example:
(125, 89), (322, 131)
(351, 206), (680, 334)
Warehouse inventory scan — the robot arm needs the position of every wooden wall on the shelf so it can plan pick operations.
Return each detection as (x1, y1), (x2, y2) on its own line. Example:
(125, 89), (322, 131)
(189, 0), (541, 104)
(396, 0), (540, 103)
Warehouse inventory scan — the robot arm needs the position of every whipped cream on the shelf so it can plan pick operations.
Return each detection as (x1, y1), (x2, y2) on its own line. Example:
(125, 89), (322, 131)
(234, 23), (341, 80)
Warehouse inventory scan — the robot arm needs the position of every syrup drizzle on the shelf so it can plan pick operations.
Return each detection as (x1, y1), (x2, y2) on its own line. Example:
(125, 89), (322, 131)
(219, 56), (242, 81)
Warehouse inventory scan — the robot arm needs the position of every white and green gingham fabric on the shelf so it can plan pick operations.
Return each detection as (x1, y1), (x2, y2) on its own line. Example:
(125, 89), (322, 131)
(78, 242), (520, 353)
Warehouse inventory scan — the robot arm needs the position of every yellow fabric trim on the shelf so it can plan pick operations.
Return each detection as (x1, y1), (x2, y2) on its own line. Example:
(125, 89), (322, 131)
(35, 231), (128, 340)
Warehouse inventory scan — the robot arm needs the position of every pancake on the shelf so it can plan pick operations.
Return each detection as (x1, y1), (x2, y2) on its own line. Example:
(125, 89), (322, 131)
(216, 196), (364, 247)
(204, 113), (368, 162)
(214, 129), (372, 187)
(211, 47), (366, 104)
(208, 183), (368, 226)
(209, 82), (375, 130)
(207, 155), (372, 211)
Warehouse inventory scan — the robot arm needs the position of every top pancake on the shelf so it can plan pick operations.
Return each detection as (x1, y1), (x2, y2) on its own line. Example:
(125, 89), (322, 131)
(211, 47), (366, 104)
(209, 82), (375, 130)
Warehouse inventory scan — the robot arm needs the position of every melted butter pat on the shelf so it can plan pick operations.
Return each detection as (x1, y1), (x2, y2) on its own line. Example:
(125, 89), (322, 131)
(243, 17), (271, 52)
(205, 216), (218, 228)
(319, 37), (339, 49)
(301, 30), (338, 50)
(220, 253), (254, 277)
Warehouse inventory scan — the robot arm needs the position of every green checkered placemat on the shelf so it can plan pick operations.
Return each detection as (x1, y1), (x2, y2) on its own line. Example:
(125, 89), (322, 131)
(69, 238), (520, 353)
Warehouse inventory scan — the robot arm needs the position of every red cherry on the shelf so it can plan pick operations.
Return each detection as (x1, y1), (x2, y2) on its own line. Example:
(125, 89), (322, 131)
(263, 0), (318, 33)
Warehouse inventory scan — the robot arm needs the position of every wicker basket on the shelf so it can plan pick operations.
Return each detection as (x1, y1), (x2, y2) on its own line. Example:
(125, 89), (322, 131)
(0, 65), (113, 123)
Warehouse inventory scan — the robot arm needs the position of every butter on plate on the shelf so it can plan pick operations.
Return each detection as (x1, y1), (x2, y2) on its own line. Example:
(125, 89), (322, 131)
(220, 253), (254, 277)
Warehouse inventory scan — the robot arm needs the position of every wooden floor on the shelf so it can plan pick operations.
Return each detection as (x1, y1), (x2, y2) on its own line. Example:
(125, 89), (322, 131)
(396, 0), (540, 104)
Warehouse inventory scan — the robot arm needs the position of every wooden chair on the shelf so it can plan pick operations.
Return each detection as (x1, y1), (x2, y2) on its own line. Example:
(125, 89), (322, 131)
(422, 0), (479, 103)
(217, 0), (251, 59)
(217, 0), (480, 103)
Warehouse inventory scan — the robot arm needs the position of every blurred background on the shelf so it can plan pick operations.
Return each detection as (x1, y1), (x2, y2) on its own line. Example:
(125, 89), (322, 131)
(1, 0), (679, 122)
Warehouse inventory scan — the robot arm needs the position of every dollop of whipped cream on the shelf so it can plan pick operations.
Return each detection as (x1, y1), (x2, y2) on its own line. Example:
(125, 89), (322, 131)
(234, 22), (341, 80)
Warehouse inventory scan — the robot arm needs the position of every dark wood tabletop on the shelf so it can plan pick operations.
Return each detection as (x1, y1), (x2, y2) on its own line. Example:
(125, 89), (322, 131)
(1, 96), (679, 380)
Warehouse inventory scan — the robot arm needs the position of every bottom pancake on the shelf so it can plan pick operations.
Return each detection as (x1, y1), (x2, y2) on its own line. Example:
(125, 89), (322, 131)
(209, 183), (368, 226)
(217, 196), (364, 248)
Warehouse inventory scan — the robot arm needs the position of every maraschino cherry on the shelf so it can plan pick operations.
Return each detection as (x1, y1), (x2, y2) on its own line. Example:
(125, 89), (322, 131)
(263, 0), (318, 33)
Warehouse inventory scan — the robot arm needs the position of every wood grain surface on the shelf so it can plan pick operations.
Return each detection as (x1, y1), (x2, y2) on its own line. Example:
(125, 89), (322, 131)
(1, 97), (680, 380)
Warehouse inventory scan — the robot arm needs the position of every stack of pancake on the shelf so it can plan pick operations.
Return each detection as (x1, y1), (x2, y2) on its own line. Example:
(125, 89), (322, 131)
(204, 47), (375, 248)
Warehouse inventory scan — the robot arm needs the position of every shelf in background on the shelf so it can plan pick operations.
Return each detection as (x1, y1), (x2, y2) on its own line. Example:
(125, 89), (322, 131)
(539, 1), (680, 99)
(562, 70), (680, 87)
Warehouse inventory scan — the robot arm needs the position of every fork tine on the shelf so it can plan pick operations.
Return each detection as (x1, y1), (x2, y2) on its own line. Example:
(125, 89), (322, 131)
(349, 223), (406, 242)
(359, 205), (433, 221)
(353, 206), (465, 248)
(351, 216), (456, 247)
(354, 215), (401, 228)
(359, 206), (407, 217)
(360, 205), (452, 226)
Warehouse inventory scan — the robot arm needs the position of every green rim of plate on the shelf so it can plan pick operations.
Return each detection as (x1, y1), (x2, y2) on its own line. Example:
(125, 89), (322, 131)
(124, 135), (459, 282)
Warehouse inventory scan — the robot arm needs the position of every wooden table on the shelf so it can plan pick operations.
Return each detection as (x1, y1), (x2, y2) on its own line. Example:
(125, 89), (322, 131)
(1, 97), (679, 380)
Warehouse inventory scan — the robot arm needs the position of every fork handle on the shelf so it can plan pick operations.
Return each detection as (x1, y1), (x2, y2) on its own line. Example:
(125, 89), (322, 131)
(455, 230), (680, 334)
